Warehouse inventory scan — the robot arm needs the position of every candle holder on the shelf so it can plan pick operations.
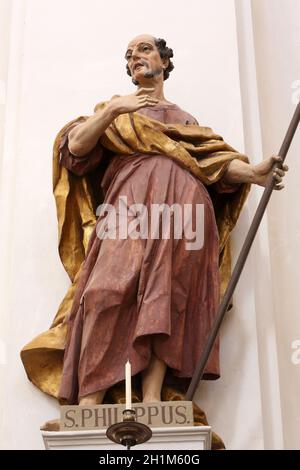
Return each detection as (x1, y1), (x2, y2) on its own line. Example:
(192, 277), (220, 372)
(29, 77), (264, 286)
(106, 408), (152, 450)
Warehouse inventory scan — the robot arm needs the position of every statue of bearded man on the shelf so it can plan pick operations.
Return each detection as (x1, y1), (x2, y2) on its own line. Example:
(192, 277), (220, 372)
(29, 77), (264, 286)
(21, 34), (287, 433)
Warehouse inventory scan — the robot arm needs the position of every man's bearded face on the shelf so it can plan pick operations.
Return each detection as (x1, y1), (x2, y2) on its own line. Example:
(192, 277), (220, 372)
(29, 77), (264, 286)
(125, 35), (165, 83)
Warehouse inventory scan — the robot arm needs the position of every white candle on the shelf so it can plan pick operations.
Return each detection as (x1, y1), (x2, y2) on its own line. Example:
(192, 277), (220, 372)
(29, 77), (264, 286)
(125, 359), (132, 410)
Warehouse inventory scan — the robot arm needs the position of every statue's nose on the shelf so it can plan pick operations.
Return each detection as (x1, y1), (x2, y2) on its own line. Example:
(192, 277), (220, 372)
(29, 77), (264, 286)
(132, 51), (141, 61)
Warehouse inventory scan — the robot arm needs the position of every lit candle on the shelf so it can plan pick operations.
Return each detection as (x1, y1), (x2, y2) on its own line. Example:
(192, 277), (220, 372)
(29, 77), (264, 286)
(125, 359), (132, 410)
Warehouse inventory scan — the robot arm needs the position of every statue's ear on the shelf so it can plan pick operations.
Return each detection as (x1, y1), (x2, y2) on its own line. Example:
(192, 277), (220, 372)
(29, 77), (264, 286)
(162, 58), (169, 69)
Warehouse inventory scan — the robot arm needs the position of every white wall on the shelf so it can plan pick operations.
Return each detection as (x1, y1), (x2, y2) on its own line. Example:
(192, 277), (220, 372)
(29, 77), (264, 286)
(0, 0), (290, 450)
(0, 0), (11, 157)
(251, 0), (300, 450)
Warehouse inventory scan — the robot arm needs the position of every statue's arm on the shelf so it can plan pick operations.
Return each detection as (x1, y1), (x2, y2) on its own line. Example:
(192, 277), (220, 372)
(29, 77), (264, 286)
(68, 88), (159, 156)
(222, 156), (288, 190)
(68, 102), (119, 156)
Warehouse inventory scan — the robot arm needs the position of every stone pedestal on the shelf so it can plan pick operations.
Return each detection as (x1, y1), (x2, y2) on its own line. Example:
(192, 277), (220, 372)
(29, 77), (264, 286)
(42, 425), (211, 450)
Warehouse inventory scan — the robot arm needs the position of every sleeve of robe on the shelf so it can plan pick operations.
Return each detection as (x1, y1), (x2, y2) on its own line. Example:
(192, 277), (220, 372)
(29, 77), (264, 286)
(211, 161), (242, 194)
(59, 117), (104, 176)
(190, 116), (241, 194)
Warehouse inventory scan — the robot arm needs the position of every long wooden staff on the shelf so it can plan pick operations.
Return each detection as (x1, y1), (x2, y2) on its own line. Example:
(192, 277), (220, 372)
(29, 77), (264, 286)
(185, 102), (300, 401)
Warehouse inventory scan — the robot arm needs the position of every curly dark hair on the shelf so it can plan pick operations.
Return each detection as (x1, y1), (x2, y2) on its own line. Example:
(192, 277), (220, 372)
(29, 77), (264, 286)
(126, 37), (174, 83)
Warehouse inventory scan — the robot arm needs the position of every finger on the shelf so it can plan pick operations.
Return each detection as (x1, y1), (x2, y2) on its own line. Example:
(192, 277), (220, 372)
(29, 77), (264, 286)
(138, 87), (155, 92)
(139, 98), (159, 105)
(272, 155), (283, 163)
(137, 102), (158, 110)
(145, 102), (160, 107)
(275, 168), (285, 177)
(274, 183), (285, 190)
(139, 97), (159, 104)
(137, 98), (158, 106)
(283, 164), (289, 171)
(273, 173), (282, 182)
(135, 87), (155, 96)
(138, 94), (158, 100)
(144, 94), (159, 100)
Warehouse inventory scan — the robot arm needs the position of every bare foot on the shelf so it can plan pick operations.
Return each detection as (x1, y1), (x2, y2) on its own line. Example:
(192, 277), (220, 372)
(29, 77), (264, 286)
(40, 418), (60, 431)
(142, 354), (166, 404)
(79, 389), (107, 405)
(143, 395), (161, 404)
